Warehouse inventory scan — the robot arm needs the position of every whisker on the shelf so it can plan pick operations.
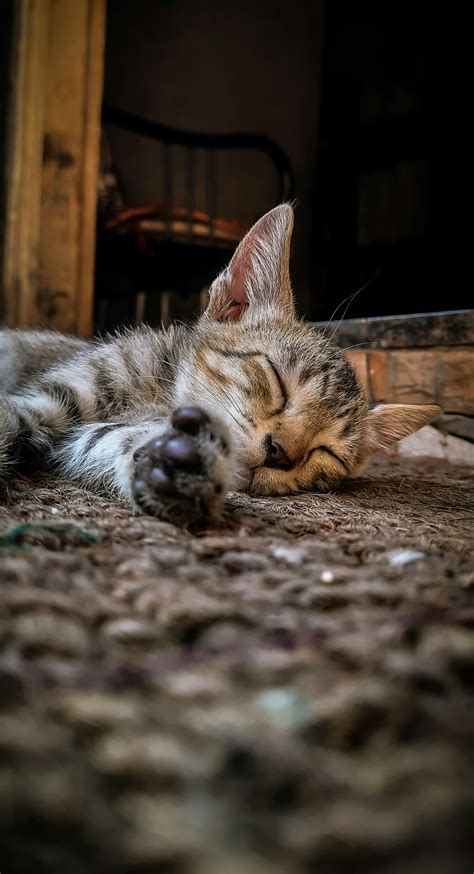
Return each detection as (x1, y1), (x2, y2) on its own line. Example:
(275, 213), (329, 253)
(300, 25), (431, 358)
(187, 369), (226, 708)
(189, 375), (246, 432)
(170, 319), (192, 330)
(323, 268), (381, 348)
(131, 352), (249, 435)
(339, 341), (372, 354)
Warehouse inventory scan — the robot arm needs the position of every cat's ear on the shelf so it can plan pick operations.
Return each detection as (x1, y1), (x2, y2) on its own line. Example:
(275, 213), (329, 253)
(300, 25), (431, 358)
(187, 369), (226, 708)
(365, 404), (441, 451)
(205, 204), (294, 322)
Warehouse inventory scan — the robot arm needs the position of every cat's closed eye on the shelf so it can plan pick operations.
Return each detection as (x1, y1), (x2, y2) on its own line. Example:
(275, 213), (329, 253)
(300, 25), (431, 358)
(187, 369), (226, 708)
(306, 446), (349, 471)
(266, 358), (287, 412)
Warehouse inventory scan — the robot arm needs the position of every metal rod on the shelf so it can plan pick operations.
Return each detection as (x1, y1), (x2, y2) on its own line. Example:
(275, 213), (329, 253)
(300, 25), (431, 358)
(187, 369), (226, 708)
(103, 104), (295, 202)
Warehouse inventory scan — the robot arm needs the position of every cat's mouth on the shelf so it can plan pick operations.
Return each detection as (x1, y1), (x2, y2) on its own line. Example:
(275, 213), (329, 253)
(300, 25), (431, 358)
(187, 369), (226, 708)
(236, 463), (293, 495)
(236, 447), (297, 495)
(246, 464), (299, 497)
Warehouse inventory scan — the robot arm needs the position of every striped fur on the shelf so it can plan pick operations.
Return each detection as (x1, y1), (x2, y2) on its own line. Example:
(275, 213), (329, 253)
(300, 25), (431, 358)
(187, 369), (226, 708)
(0, 206), (439, 523)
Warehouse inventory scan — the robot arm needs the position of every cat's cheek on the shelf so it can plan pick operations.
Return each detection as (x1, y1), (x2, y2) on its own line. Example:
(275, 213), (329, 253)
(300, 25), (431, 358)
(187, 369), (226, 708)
(350, 448), (370, 477)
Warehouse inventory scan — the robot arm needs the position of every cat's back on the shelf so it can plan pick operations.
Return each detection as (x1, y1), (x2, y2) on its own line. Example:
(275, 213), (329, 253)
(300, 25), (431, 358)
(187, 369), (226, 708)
(0, 328), (89, 392)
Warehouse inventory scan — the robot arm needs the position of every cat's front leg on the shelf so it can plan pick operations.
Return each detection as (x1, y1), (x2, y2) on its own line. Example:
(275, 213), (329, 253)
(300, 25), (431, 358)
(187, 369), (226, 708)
(56, 407), (234, 527)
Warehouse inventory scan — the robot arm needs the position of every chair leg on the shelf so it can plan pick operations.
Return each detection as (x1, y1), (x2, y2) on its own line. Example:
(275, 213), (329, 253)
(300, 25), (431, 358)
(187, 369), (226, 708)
(135, 291), (146, 325)
(160, 290), (171, 328)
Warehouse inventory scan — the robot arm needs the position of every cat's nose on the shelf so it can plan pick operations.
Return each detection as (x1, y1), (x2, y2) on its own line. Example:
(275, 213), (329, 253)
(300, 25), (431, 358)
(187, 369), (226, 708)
(264, 435), (292, 470)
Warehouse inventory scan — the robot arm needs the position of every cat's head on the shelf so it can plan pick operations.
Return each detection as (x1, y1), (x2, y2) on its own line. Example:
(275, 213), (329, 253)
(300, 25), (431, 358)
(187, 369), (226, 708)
(179, 204), (439, 495)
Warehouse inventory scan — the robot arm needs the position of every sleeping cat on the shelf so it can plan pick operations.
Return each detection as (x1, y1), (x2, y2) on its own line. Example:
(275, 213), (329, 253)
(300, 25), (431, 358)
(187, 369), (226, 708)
(0, 204), (438, 527)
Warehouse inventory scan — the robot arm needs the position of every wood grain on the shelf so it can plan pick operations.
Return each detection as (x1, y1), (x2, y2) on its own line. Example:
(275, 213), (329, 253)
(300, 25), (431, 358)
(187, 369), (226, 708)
(2, 0), (105, 336)
(2, 0), (50, 327)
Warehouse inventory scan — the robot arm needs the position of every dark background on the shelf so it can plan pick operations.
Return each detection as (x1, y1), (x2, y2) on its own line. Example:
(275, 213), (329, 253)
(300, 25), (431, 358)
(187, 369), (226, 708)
(0, 1), (464, 324)
(104, 0), (460, 322)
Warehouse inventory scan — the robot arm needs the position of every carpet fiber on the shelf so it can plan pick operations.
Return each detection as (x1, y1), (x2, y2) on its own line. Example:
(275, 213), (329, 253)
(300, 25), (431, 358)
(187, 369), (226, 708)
(0, 457), (473, 874)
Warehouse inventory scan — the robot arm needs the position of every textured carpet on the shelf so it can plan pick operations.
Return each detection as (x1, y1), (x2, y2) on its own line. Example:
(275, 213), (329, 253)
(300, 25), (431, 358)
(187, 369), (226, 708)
(0, 457), (473, 874)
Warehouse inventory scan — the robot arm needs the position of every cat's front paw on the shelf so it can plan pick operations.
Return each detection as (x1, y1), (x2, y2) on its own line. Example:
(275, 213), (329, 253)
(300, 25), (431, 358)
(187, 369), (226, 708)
(132, 407), (232, 526)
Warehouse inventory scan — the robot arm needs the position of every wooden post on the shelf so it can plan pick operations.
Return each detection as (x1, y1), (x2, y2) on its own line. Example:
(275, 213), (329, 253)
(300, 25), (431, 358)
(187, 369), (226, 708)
(2, 0), (50, 329)
(2, 0), (106, 337)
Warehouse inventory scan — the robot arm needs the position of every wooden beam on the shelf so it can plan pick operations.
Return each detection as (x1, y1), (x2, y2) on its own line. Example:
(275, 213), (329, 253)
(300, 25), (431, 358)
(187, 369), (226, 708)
(2, 0), (105, 336)
(2, 0), (50, 328)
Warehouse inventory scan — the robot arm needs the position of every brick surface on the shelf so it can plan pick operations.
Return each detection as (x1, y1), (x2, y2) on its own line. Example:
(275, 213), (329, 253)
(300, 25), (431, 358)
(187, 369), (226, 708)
(387, 350), (438, 404)
(345, 351), (369, 393)
(344, 345), (474, 414)
(440, 348), (474, 414)
(368, 350), (389, 402)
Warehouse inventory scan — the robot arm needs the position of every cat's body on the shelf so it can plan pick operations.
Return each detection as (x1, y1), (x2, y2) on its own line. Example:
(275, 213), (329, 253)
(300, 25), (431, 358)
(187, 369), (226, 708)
(0, 206), (439, 526)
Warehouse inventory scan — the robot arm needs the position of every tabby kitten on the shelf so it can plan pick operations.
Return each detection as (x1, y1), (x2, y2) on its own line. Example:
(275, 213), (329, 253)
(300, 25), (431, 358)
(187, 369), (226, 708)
(0, 205), (438, 526)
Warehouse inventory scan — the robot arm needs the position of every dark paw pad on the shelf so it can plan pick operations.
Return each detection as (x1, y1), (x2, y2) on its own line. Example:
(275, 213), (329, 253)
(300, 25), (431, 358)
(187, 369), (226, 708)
(133, 432), (202, 500)
(132, 407), (224, 525)
(171, 406), (210, 435)
(151, 433), (202, 471)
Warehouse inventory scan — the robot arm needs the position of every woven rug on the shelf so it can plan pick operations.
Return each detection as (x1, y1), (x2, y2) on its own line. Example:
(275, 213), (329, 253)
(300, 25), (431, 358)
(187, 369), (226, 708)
(0, 456), (473, 874)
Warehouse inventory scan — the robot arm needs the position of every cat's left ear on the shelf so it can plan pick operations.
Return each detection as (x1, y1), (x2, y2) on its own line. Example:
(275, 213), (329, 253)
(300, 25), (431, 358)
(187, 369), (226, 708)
(205, 204), (294, 322)
(365, 404), (441, 451)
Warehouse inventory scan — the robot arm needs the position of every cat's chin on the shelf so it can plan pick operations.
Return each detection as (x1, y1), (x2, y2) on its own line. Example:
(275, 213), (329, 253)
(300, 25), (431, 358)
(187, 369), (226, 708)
(233, 468), (254, 494)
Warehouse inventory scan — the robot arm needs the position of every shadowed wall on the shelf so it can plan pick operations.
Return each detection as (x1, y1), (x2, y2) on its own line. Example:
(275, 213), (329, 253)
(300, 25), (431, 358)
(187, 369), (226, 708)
(104, 0), (323, 315)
